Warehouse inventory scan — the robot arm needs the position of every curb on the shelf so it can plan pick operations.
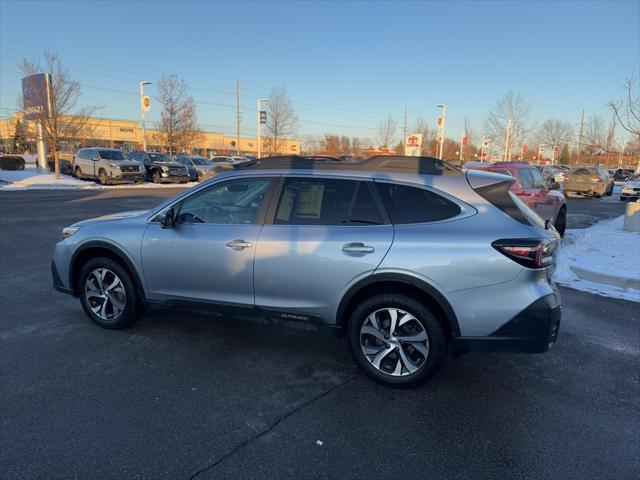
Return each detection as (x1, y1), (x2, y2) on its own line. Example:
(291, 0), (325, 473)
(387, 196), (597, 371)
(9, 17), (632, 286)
(570, 265), (640, 291)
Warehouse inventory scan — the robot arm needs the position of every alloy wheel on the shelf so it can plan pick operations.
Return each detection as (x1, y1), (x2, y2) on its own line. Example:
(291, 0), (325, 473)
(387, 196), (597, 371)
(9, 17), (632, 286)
(359, 307), (430, 376)
(84, 268), (126, 321)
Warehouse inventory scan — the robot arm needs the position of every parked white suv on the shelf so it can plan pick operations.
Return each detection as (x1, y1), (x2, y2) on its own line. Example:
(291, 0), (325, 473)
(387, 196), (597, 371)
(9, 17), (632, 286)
(74, 148), (146, 185)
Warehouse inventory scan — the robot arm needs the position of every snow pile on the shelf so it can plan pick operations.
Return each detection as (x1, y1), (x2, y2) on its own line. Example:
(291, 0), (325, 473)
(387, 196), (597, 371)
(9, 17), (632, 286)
(0, 168), (196, 190)
(554, 215), (640, 302)
(0, 169), (99, 190)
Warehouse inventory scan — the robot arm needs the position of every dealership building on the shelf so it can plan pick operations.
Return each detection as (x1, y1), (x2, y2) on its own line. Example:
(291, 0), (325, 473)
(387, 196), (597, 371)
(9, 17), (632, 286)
(0, 113), (300, 157)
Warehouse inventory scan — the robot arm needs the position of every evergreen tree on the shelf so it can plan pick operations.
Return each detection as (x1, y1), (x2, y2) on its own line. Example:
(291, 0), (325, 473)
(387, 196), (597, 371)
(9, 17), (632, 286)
(12, 119), (28, 153)
(559, 144), (570, 165)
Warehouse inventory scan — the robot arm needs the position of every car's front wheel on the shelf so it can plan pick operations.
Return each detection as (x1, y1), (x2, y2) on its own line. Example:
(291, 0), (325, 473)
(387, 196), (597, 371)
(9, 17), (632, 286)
(78, 257), (141, 329)
(347, 293), (446, 386)
(98, 169), (109, 185)
(152, 170), (162, 184)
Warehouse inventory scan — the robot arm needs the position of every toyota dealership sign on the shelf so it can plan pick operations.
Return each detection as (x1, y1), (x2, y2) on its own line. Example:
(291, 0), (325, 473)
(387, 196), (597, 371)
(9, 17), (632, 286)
(405, 133), (423, 156)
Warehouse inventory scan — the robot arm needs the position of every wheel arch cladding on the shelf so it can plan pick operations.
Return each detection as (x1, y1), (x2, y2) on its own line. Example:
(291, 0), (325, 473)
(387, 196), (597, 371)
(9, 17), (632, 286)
(70, 242), (145, 299)
(337, 274), (460, 340)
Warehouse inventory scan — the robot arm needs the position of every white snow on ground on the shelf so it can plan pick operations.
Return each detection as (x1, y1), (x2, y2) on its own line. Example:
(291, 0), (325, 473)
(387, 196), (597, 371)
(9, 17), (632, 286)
(554, 215), (640, 302)
(0, 168), (196, 190)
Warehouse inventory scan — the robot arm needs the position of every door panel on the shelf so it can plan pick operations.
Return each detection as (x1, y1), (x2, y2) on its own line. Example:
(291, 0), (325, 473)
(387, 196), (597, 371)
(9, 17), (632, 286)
(141, 176), (276, 306)
(142, 223), (261, 305)
(254, 224), (393, 319)
(253, 177), (393, 322)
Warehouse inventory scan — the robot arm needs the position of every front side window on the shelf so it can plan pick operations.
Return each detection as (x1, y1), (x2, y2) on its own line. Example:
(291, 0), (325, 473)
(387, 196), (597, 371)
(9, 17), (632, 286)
(375, 182), (461, 224)
(176, 177), (273, 224)
(275, 178), (357, 225)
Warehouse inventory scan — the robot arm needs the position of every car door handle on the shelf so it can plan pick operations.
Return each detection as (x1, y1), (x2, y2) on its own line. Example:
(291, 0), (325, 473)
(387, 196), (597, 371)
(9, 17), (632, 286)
(225, 239), (253, 250)
(342, 242), (374, 254)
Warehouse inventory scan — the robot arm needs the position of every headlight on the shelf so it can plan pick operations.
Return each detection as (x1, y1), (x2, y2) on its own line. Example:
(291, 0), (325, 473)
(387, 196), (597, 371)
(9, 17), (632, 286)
(61, 226), (80, 240)
(108, 163), (120, 169)
(161, 165), (169, 172)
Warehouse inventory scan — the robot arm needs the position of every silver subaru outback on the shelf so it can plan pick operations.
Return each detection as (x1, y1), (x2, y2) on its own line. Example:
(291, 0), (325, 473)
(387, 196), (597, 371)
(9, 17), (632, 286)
(52, 156), (561, 386)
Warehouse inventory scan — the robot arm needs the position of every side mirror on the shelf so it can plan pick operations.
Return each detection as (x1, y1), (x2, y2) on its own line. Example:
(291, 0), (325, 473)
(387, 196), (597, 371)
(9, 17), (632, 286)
(91, 156), (100, 161)
(550, 181), (561, 190)
(160, 208), (176, 229)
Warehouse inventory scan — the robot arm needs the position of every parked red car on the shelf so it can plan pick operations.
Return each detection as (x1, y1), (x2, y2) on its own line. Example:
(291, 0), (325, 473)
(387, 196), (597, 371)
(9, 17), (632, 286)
(471, 162), (567, 236)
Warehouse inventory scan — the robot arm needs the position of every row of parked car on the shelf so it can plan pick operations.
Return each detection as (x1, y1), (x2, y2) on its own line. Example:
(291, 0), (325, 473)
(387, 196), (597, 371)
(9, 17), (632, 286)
(70, 148), (254, 185)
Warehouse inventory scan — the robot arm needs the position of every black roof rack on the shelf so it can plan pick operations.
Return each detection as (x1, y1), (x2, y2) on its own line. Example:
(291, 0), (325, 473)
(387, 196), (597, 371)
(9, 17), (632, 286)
(236, 155), (461, 176)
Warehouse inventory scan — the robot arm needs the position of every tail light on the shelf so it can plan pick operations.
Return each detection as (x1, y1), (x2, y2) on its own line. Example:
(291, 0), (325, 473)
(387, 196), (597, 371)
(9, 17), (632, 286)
(492, 238), (557, 269)
(592, 177), (600, 182)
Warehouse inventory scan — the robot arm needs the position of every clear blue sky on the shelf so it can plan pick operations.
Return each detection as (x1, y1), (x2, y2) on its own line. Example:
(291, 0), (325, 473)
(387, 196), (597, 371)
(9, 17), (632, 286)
(1, 0), (638, 143)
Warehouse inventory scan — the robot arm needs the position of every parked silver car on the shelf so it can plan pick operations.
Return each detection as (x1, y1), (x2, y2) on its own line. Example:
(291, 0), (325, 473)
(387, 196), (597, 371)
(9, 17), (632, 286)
(52, 155), (561, 386)
(73, 148), (146, 185)
(176, 155), (233, 182)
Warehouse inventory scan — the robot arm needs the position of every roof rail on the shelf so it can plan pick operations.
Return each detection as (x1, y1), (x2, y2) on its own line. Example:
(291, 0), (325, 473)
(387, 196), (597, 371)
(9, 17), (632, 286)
(236, 154), (461, 176)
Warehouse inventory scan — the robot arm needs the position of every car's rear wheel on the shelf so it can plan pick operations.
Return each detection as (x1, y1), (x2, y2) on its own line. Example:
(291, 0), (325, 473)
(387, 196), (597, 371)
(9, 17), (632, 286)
(554, 206), (567, 237)
(347, 293), (446, 386)
(78, 257), (141, 329)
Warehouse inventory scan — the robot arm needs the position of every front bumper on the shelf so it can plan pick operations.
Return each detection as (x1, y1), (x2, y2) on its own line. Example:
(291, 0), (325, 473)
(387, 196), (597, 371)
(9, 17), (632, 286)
(456, 293), (561, 353)
(159, 174), (190, 183)
(51, 260), (74, 295)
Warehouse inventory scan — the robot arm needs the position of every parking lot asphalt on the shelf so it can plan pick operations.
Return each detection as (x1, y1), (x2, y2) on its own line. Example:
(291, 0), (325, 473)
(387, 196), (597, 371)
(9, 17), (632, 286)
(565, 193), (628, 229)
(1, 189), (638, 479)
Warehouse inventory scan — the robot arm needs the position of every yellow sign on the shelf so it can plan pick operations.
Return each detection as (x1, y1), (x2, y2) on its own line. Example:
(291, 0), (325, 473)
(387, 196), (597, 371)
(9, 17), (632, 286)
(142, 95), (151, 112)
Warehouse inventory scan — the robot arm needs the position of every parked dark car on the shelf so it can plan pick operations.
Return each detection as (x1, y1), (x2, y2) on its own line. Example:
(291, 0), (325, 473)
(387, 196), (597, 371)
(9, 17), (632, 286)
(612, 168), (634, 182)
(128, 151), (190, 184)
(47, 155), (74, 175)
(0, 154), (25, 170)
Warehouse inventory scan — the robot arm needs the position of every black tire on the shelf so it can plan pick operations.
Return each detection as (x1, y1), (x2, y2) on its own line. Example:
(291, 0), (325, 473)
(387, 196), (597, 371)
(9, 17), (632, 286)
(554, 206), (567, 237)
(606, 185), (613, 196)
(347, 293), (446, 387)
(152, 170), (162, 184)
(74, 166), (82, 179)
(78, 257), (141, 329)
(98, 169), (109, 185)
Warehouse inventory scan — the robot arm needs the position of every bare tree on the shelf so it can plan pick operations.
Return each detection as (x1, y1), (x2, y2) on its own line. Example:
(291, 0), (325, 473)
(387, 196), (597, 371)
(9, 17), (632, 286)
(264, 86), (298, 155)
(300, 134), (321, 154)
(583, 114), (607, 160)
(484, 91), (531, 159)
(319, 134), (341, 156)
(536, 118), (574, 148)
(377, 115), (397, 147)
(20, 52), (96, 179)
(608, 73), (640, 137)
(155, 74), (200, 155)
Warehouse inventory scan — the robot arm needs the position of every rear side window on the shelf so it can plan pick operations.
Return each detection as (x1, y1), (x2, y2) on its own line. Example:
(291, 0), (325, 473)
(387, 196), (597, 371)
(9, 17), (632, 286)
(572, 168), (593, 175)
(350, 182), (383, 225)
(375, 182), (461, 224)
(275, 178), (356, 225)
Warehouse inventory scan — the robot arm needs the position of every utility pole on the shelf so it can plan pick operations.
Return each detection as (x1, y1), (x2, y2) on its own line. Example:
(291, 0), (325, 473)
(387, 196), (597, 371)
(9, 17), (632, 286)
(235, 80), (241, 155)
(437, 104), (446, 159)
(577, 109), (584, 165)
(504, 119), (512, 161)
(402, 106), (407, 155)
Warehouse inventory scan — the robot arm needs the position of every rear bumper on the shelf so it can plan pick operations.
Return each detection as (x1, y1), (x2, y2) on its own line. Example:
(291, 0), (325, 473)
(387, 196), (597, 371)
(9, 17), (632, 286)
(455, 293), (561, 353)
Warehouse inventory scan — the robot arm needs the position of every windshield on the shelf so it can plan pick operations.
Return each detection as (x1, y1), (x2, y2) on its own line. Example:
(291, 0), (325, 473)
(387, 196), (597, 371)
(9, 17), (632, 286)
(192, 157), (209, 165)
(149, 153), (174, 163)
(99, 150), (125, 161)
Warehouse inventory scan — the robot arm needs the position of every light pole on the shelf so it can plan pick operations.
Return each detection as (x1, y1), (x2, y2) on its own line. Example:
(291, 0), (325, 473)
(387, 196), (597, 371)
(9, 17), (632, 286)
(257, 98), (268, 158)
(139, 81), (151, 151)
(436, 104), (446, 159)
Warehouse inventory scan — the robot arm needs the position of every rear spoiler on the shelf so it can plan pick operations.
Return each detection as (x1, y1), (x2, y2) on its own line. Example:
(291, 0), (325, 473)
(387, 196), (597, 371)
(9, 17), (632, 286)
(465, 169), (530, 226)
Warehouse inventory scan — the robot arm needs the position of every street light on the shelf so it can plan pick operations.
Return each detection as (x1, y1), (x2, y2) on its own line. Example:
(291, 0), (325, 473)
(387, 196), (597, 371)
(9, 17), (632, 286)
(257, 98), (268, 158)
(139, 81), (151, 151)
(436, 104), (446, 159)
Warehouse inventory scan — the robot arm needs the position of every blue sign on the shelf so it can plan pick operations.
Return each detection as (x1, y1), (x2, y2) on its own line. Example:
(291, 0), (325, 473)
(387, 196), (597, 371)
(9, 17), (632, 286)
(22, 73), (52, 121)
(260, 110), (267, 124)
